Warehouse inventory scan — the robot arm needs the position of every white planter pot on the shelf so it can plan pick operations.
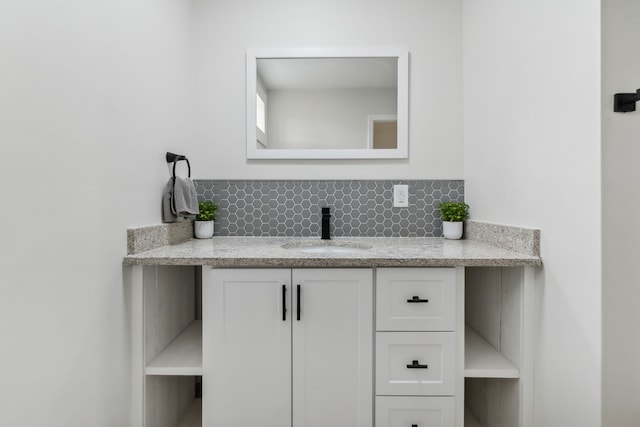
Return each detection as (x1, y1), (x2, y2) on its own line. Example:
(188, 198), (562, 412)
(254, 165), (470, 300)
(194, 220), (214, 239)
(442, 221), (463, 240)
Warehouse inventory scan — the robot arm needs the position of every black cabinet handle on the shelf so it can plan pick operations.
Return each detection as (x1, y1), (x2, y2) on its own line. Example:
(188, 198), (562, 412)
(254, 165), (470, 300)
(406, 360), (428, 369)
(407, 296), (429, 303)
(297, 284), (301, 321)
(412, 425), (418, 427)
(282, 285), (287, 321)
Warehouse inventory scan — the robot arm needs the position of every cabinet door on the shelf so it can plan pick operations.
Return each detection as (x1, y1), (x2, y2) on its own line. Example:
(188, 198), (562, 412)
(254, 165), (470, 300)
(202, 268), (291, 427)
(292, 268), (373, 427)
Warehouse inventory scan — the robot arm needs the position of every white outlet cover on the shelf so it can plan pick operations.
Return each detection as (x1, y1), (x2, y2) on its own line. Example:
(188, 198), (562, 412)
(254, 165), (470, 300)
(393, 185), (409, 207)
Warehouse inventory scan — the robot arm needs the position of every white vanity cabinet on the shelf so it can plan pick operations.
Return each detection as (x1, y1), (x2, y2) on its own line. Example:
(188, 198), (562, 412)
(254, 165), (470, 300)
(201, 268), (373, 427)
(128, 262), (535, 427)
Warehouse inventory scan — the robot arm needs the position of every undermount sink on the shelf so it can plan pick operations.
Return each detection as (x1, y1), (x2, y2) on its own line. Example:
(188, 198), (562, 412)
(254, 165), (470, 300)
(281, 240), (373, 254)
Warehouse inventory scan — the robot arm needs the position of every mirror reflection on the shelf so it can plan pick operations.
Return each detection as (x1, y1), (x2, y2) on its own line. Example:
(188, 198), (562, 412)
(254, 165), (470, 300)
(246, 49), (408, 159)
(257, 57), (397, 150)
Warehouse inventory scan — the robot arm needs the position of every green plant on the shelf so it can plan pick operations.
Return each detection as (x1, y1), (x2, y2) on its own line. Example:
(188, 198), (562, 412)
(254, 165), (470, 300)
(196, 201), (218, 221)
(439, 201), (469, 222)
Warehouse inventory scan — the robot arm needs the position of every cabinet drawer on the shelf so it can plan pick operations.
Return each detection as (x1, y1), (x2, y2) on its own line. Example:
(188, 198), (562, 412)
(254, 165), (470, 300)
(375, 396), (455, 427)
(376, 332), (455, 396)
(376, 268), (456, 331)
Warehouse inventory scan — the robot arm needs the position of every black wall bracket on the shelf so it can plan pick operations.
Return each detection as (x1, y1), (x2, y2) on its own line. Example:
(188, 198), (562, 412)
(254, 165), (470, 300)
(165, 151), (191, 179)
(614, 89), (640, 112)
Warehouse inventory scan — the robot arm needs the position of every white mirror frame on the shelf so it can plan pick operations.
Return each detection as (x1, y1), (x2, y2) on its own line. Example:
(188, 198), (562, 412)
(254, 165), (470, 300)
(246, 47), (409, 160)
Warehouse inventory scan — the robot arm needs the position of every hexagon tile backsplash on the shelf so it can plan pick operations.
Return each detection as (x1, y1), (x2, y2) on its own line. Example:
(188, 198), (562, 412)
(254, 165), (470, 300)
(194, 180), (464, 237)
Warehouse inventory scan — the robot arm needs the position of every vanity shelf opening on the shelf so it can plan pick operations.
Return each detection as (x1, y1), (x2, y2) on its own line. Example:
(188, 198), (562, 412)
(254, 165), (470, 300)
(146, 320), (202, 376)
(464, 325), (519, 379)
(146, 375), (201, 427)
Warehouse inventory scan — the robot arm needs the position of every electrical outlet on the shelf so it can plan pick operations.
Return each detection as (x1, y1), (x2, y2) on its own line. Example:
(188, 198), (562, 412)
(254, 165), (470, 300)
(393, 184), (409, 207)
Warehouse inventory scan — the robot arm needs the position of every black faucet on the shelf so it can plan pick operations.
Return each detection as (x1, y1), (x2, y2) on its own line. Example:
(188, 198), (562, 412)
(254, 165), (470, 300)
(321, 207), (331, 240)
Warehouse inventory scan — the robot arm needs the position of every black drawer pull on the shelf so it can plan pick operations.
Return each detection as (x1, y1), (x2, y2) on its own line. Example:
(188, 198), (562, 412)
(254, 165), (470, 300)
(412, 425), (418, 427)
(406, 360), (428, 369)
(297, 284), (301, 321)
(282, 285), (287, 321)
(407, 296), (429, 303)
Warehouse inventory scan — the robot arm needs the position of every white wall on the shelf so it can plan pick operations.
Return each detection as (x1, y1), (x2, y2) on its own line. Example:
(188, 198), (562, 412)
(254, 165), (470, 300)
(463, 1), (602, 426)
(602, 1), (640, 425)
(190, 0), (463, 179)
(0, 0), (193, 425)
(267, 88), (396, 149)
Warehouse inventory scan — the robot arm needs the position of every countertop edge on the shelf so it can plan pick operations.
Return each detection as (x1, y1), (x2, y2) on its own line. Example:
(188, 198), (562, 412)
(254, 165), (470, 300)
(123, 256), (542, 268)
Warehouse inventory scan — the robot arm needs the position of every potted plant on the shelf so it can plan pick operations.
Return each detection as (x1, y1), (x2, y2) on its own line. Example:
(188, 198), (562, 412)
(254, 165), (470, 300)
(194, 201), (218, 239)
(438, 201), (469, 240)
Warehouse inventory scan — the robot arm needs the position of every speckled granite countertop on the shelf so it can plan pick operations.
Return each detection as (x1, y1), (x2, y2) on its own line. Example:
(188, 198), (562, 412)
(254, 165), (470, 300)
(123, 236), (541, 267)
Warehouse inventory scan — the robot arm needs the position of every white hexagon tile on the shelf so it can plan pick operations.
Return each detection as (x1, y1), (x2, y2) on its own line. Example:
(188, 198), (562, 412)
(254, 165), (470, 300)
(194, 180), (464, 237)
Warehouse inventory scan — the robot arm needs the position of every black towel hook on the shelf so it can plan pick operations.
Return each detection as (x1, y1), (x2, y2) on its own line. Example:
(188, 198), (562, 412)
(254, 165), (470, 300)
(166, 152), (191, 178)
(614, 89), (640, 112)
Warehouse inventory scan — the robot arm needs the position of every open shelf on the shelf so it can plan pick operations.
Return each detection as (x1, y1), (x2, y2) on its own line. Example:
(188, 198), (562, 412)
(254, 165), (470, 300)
(464, 406), (482, 427)
(465, 324), (519, 378)
(176, 398), (201, 427)
(146, 320), (202, 376)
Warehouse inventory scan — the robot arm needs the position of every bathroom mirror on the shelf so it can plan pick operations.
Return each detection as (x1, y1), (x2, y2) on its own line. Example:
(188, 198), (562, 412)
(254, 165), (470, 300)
(246, 48), (409, 159)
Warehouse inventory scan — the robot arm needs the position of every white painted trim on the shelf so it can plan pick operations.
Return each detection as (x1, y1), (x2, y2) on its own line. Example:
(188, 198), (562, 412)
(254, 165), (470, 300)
(201, 267), (213, 427)
(246, 48), (409, 159)
(129, 265), (144, 427)
(455, 266), (465, 427)
(520, 266), (536, 427)
(247, 53), (259, 154)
